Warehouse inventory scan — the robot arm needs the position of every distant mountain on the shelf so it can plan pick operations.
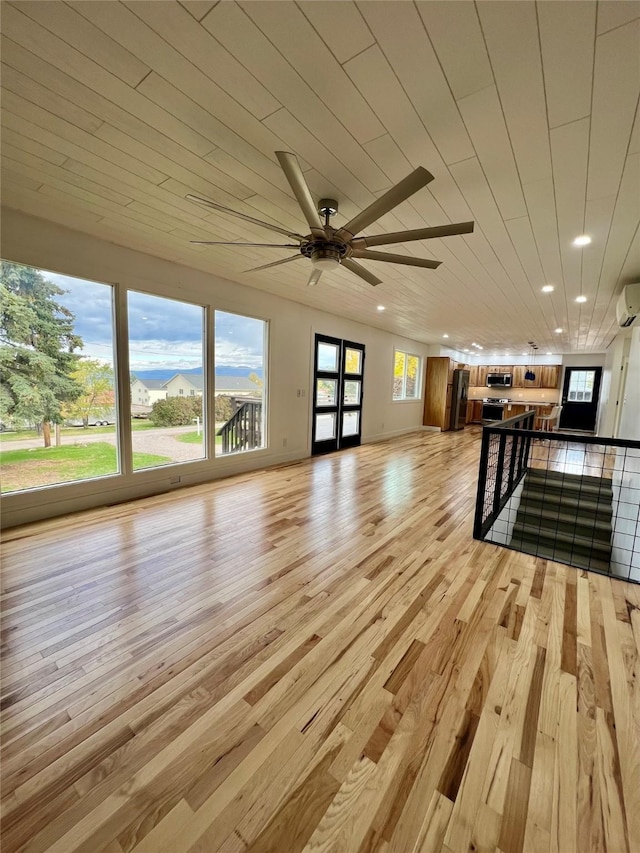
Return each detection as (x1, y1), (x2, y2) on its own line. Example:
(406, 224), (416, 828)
(132, 366), (263, 381)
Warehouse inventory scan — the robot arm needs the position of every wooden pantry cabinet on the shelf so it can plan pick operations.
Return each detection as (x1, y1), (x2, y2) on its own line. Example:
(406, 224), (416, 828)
(423, 357), (454, 431)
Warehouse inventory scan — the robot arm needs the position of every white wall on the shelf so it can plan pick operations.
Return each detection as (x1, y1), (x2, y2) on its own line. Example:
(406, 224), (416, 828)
(618, 325), (640, 440)
(597, 332), (631, 437)
(1, 210), (431, 527)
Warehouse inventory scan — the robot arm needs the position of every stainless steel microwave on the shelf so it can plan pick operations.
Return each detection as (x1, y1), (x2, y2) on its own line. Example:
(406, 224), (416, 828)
(487, 372), (512, 387)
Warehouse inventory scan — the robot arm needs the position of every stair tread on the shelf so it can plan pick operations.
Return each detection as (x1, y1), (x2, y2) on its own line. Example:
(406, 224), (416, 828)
(515, 503), (612, 531)
(511, 522), (611, 554)
(519, 488), (612, 511)
(525, 471), (613, 498)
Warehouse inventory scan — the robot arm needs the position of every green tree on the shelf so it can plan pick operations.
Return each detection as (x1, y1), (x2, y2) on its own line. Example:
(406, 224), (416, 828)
(150, 395), (202, 427)
(63, 359), (115, 428)
(0, 262), (83, 446)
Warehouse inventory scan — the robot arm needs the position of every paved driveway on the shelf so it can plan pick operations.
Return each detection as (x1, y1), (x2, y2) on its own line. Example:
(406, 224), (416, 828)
(0, 426), (206, 463)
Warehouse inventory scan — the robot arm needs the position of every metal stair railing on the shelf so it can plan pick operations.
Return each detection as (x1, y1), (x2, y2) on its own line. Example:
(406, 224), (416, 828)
(474, 412), (640, 583)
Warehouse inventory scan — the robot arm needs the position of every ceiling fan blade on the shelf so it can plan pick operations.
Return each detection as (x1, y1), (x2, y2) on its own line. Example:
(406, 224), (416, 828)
(275, 152), (325, 238)
(308, 269), (322, 287)
(336, 167), (434, 241)
(351, 249), (441, 269)
(245, 255), (303, 272)
(341, 258), (382, 287)
(191, 241), (302, 247)
(352, 221), (475, 249)
(186, 194), (306, 241)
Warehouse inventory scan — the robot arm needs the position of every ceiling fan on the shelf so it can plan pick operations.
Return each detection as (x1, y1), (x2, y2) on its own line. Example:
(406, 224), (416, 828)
(186, 151), (474, 287)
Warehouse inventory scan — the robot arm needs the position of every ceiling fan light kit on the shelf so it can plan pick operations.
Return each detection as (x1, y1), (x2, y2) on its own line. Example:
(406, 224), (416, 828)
(187, 151), (474, 288)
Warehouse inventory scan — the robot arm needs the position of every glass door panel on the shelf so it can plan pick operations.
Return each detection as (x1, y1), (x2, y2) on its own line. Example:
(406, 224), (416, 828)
(343, 380), (361, 405)
(317, 342), (340, 371)
(344, 347), (362, 374)
(315, 413), (336, 441)
(342, 411), (359, 437)
(316, 378), (337, 406)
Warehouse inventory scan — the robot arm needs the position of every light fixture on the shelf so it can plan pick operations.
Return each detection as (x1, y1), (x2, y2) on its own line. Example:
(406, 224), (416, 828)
(573, 235), (591, 247)
(310, 245), (342, 270)
(546, 352), (552, 355)
(377, 305), (385, 311)
(443, 333), (449, 338)
(525, 341), (538, 381)
(542, 285), (554, 293)
(555, 328), (563, 333)
(575, 295), (587, 303)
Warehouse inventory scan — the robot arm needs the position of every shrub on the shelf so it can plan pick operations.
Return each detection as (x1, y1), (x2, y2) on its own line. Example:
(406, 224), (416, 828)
(150, 396), (202, 427)
(215, 394), (233, 423)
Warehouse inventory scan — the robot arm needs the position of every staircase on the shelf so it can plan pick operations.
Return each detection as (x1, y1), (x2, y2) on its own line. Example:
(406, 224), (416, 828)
(510, 468), (613, 574)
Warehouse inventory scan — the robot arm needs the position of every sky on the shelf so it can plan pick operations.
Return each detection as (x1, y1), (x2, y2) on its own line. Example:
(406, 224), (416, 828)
(43, 269), (266, 373)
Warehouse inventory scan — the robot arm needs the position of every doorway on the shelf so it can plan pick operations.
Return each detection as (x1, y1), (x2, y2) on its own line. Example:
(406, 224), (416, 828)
(311, 334), (365, 455)
(559, 366), (603, 432)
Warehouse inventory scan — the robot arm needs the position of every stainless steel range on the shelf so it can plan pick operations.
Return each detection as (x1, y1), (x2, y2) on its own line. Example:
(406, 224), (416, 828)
(482, 398), (510, 422)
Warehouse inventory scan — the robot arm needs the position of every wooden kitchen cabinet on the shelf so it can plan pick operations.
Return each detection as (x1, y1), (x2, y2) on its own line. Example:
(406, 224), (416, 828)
(512, 365), (541, 388)
(466, 401), (474, 424)
(423, 357), (453, 431)
(486, 365), (513, 374)
(539, 365), (561, 388)
(472, 365), (488, 387)
(472, 401), (484, 422)
(504, 403), (528, 419)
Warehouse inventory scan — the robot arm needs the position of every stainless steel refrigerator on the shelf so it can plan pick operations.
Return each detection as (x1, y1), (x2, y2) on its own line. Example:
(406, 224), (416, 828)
(450, 369), (470, 430)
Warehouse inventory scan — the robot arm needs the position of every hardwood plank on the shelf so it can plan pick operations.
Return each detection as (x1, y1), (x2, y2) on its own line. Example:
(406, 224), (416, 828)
(0, 430), (637, 853)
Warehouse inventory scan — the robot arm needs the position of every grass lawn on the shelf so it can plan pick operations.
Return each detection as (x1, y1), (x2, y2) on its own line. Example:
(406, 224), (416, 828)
(177, 431), (222, 447)
(0, 443), (169, 493)
(0, 420), (157, 443)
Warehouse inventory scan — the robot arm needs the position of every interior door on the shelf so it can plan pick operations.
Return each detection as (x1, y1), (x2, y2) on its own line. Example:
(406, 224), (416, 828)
(559, 367), (602, 431)
(312, 334), (365, 455)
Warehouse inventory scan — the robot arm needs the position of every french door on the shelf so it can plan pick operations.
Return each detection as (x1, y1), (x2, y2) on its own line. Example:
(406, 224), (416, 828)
(311, 334), (365, 455)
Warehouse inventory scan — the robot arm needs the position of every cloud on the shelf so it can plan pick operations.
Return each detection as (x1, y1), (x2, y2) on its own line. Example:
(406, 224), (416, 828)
(39, 270), (265, 371)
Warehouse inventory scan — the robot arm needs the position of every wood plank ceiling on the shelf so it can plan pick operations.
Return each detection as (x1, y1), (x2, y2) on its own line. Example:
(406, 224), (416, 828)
(1, 0), (639, 354)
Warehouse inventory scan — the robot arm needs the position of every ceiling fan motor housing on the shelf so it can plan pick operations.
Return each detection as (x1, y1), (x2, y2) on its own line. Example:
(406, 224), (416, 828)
(304, 242), (347, 270)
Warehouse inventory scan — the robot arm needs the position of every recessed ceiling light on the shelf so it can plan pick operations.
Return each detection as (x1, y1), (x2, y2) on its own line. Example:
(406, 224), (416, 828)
(443, 333), (449, 338)
(462, 348), (469, 352)
(575, 295), (587, 303)
(573, 235), (591, 247)
(546, 352), (552, 355)
(522, 352), (527, 356)
(541, 285), (554, 293)
(555, 328), (563, 333)
(376, 305), (385, 311)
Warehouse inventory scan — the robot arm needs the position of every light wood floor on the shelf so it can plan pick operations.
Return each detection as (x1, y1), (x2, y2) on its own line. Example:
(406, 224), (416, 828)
(1, 428), (638, 853)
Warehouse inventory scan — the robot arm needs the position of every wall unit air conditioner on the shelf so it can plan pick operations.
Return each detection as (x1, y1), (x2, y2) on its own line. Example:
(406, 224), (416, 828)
(616, 282), (640, 327)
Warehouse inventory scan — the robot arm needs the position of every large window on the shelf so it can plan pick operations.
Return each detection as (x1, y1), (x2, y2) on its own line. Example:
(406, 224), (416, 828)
(0, 261), (119, 493)
(1, 262), (270, 496)
(393, 349), (422, 400)
(128, 292), (205, 470)
(214, 310), (266, 455)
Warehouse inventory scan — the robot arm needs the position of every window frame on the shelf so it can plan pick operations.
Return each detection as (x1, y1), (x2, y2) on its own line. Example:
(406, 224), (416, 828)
(392, 348), (423, 402)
